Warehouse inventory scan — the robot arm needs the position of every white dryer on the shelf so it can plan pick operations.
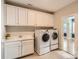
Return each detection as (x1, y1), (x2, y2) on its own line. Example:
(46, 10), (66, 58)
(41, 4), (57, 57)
(35, 30), (50, 55)
(48, 29), (58, 50)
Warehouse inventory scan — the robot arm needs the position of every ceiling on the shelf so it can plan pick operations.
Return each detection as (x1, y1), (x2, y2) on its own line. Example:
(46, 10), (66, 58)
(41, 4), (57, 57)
(6, 0), (77, 12)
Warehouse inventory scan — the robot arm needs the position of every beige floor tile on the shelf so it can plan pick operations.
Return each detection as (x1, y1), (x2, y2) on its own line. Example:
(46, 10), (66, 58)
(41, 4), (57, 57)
(20, 50), (74, 59)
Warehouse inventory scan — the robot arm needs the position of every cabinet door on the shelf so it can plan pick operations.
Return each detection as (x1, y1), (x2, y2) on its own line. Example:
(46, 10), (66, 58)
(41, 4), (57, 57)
(18, 7), (28, 26)
(22, 40), (34, 56)
(46, 14), (54, 27)
(6, 5), (18, 25)
(36, 12), (46, 26)
(36, 11), (54, 27)
(4, 41), (21, 59)
(36, 12), (52, 27)
(28, 9), (36, 26)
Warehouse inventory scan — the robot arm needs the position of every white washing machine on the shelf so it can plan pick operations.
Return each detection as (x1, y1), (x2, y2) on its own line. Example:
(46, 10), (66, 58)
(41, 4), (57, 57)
(35, 30), (50, 55)
(48, 29), (58, 50)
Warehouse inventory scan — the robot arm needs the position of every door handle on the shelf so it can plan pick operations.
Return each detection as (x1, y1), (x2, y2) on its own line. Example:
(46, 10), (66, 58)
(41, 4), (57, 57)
(64, 33), (67, 37)
(72, 33), (75, 38)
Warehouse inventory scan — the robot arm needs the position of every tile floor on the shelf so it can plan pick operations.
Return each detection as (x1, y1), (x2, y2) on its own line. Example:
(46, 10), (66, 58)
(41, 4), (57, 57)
(21, 50), (74, 59)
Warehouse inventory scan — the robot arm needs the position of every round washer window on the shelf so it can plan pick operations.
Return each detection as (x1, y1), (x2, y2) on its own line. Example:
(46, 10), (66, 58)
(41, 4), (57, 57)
(42, 33), (49, 42)
(52, 32), (58, 40)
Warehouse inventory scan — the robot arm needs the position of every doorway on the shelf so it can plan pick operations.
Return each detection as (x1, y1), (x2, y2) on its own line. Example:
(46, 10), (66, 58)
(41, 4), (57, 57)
(61, 13), (78, 56)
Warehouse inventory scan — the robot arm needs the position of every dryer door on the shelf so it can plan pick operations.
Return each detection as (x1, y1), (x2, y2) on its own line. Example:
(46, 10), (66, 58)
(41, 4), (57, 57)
(52, 32), (58, 40)
(42, 33), (49, 42)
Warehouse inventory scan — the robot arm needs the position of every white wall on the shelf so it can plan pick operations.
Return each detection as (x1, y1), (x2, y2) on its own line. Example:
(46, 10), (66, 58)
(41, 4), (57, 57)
(1, 0), (6, 59)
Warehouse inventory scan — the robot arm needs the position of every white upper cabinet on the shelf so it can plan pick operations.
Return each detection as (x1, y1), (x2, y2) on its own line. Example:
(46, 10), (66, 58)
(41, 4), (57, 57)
(6, 5), (18, 25)
(46, 14), (54, 27)
(18, 7), (28, 26)
(6, 4), (54, 27)
(36, 12), (46, 26)
(28, 9), (36, 26)
(36, 12), (53, 27)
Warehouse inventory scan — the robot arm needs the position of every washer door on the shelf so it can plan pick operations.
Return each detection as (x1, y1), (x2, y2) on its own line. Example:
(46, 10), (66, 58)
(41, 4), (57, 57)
(42, 33), (49, 42)
(52, 32), (58, 40)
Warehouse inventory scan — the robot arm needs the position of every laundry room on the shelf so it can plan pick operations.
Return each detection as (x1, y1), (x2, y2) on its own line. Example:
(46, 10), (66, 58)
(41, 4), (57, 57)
(1, 0), (78, 59)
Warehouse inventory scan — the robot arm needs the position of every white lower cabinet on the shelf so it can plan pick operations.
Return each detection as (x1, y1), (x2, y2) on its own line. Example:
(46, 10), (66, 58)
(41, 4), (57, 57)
(4, 41), (21, 59)
(4, 40), (34, 59)
(22, 40), (34, 56)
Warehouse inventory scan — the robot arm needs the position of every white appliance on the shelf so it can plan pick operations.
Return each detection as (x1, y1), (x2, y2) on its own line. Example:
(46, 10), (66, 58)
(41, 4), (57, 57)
(48, 29), (58, 50)
(35, 30), (50, 55)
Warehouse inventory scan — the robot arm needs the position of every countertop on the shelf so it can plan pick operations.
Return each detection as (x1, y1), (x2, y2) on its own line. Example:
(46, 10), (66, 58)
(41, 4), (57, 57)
(3, 32), (34, 43)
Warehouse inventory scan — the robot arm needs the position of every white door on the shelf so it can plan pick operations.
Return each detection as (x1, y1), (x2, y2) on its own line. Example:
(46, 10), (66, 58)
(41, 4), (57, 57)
(22, 40), (34, 56)
(62, 13), (78, 56)
(18, 7), (28, 26)
(68, 14), (78, 56)
(6, 5), (18, 25)
(4, 41), (21, 59)
(28, 9), (36, 26)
